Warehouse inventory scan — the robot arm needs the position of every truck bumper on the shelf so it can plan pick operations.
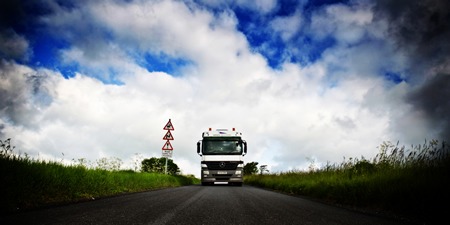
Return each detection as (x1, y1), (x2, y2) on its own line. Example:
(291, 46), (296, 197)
(201, 170), (243, 185)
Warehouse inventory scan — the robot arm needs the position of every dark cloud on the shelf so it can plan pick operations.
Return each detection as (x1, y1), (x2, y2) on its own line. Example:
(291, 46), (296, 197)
(374, 0), (450, 78)
(0, 0), (64, 131)
(0, 123), (4, 137)
(374, 0), (450, 141)
(0, 0), (85, 61)
(0, 0), (49, 61)
(406, 74), (450, 141)
(0, 0), (46, 137)
(0, 29), (30, 61)
(0, 60), (53, 129)
(0, 0), (55, 33)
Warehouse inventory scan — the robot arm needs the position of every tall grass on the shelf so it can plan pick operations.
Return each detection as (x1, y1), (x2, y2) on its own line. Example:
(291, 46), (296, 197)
(0, 138), (199, 214)
(245, 139), (450, 223)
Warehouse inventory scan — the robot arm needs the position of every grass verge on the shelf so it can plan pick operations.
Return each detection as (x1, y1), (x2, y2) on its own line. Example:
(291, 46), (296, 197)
(245, 140), (449, 224)
(0, 139), (199, 214)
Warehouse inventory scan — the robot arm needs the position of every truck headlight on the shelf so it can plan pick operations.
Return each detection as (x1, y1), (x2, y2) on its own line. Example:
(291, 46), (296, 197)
(203, 170), (209, 175)
(201, 164), (207, 168)
(235, 170), (241, 175)
(237, 164), (243, 168)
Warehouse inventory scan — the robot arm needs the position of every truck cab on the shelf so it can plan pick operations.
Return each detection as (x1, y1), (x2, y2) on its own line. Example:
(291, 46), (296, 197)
(197, 128), (247, 186)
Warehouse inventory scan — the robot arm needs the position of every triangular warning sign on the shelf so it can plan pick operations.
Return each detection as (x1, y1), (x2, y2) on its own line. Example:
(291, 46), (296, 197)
(163, 130), (174, 140)
(163, 119), (174, 130)
(162, 140), (173, 150)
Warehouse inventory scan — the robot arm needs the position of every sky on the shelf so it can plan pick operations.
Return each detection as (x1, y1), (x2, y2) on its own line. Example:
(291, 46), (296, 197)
(1, 0), (449, 177)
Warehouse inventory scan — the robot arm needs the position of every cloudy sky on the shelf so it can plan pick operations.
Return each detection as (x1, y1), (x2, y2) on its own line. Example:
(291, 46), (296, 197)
(1, 0), (449, 176)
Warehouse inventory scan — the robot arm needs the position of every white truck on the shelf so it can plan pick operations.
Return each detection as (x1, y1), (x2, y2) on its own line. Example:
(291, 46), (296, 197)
(197, 128), (247, 186)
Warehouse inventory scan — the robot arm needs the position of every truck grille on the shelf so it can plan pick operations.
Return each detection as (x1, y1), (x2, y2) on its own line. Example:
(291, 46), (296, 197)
(204, 161), (240, 170)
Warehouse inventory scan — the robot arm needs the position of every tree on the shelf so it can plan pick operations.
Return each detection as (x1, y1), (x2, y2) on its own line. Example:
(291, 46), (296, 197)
(243, 161), (259, 175)
(141, 157), (180, 175)
(259, 165), (269, 175)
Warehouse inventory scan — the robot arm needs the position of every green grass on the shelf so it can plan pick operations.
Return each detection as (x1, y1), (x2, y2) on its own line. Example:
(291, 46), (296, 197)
(2, 138), (449, 223)
(0, 139), (200, 214)
(245, 140), (450, 223)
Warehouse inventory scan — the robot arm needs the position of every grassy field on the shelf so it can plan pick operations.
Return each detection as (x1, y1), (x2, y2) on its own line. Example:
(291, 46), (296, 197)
(2, 138), (449, 223)
(0, 138), (200, 214)
(245, 140), (449, 224)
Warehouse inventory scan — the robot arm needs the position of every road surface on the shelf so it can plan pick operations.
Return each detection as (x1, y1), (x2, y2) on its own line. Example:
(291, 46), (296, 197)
(1, 184), (415, 225)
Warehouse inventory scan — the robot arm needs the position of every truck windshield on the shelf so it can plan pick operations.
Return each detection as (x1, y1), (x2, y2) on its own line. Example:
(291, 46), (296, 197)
(202, 138), (243, 155)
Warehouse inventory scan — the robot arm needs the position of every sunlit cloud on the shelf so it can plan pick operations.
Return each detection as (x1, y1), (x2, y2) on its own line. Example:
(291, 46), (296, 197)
(1, 0), (448, 176)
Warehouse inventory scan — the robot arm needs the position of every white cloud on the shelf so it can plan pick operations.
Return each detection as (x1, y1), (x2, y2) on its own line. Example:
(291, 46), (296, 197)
(236, 0), (278, 14)
(90, 0), (245, 61)
(1, 0), (443, 178)
(310, 2), (373, 45)
(270, 10), (303, 41)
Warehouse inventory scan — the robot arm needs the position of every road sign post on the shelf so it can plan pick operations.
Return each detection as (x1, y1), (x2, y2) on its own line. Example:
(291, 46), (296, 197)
(162, 119), (174, 174)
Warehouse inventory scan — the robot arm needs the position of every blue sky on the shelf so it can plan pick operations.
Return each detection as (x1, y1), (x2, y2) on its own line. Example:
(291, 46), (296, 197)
(1, 0), (449, 176)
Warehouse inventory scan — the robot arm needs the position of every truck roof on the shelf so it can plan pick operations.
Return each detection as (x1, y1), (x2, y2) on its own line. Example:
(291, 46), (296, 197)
(202, 128), (242, 137)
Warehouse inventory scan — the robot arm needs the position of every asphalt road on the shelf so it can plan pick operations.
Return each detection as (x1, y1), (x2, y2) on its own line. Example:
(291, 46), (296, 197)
(1, 184), (414, 225)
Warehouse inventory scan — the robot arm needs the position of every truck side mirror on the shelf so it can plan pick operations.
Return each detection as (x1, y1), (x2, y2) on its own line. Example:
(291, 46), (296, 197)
(197, 141), (201, 155)
(243, 141), (247, 156)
